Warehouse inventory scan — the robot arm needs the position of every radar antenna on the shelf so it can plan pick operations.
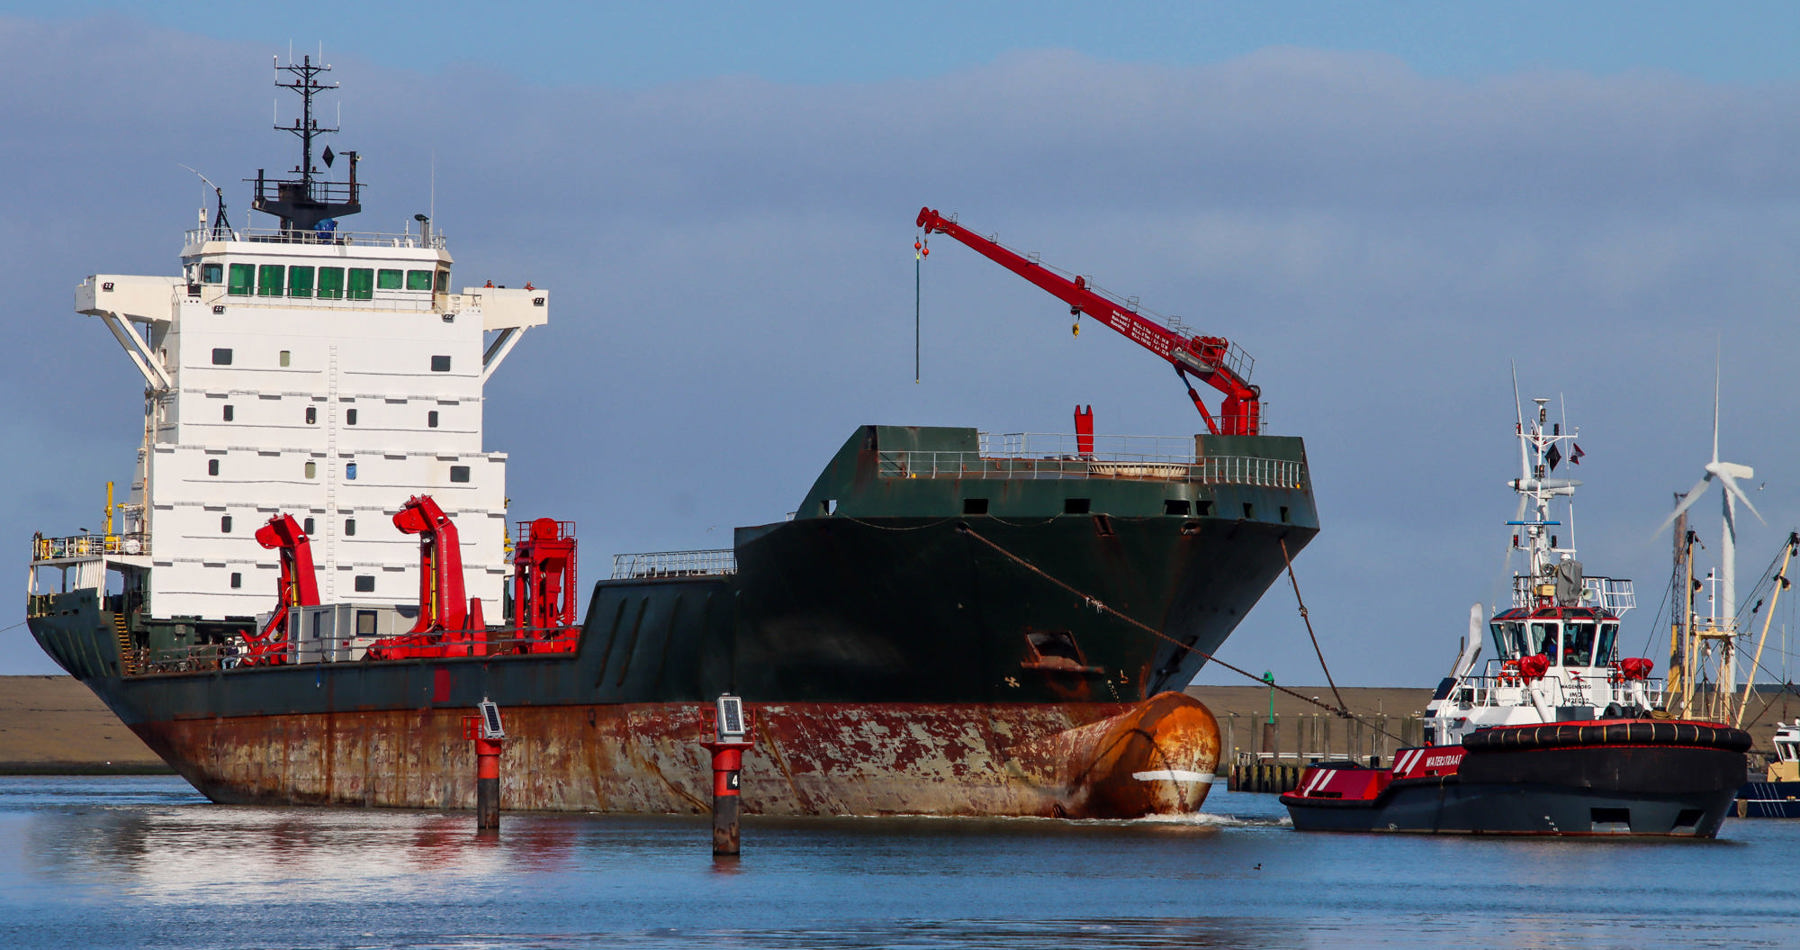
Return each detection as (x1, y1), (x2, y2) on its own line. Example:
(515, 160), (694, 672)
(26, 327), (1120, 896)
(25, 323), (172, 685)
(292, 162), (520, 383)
(250, 53), (361, 235)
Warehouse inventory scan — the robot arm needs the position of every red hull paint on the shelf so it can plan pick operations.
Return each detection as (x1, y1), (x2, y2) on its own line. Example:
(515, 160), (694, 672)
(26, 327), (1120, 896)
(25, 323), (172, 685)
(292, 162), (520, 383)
(133, 692), (1219, 819)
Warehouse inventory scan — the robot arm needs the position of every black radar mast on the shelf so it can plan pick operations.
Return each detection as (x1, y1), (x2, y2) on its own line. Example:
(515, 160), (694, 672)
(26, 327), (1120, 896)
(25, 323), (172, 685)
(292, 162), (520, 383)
(251, 54), (361, 235)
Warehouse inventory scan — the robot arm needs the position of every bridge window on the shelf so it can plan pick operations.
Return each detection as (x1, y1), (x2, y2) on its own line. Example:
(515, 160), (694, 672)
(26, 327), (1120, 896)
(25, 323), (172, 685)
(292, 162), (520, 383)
(1490, 621), (1525, 659)
(377, 269), (403, 290)
(406, 269), (434, 291)
(347, 268), (374, 300)
(317, 267), (344, 299)
(228, 263), (253, 295)
(1563, 622), (1596, 667)
(1598, 622), (1619, 664)
(202, 263), (223, 284)
(287, 265), (314, 298)
(257, 264), (284, 297)
(1527, 622), (1558, 658)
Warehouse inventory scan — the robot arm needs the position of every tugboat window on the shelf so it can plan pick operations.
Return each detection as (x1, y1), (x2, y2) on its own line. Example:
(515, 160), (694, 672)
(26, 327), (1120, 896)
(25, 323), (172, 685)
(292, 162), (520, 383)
(1563, 622), (1596, 666)
(228, 263), (254, 295)
(1597, 622), (1619, 664)
(1528, 622), (1558, 658)
(377, 269), (403, 290)
(317, 266), (344, 299)
(257, 264), (284, 296)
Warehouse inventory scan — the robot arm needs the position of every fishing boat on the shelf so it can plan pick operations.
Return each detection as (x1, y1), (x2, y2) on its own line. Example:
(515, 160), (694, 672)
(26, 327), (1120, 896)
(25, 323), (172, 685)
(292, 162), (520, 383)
(26, 57), (1320, 820)
(1281, 395), (1750, 836)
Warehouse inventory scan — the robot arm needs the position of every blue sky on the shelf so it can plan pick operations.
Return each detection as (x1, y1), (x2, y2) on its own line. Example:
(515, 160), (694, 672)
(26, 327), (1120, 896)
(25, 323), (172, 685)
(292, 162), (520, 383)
(7, 4), (1800, 692)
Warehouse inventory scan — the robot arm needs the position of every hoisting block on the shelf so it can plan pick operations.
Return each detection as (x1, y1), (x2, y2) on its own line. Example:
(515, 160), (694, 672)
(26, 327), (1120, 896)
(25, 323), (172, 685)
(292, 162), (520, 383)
(700, 694), (754, 856)
(466, 699), (506, 831)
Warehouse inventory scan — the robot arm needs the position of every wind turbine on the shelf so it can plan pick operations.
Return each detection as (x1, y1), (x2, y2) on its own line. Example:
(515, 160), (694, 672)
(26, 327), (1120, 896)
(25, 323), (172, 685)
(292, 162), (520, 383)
(1654, 357), (1763, 703)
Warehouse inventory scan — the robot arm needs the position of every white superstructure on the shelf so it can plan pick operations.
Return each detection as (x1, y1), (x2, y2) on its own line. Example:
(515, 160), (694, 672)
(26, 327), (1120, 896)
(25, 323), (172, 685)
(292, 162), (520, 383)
(32, 55), (545, 628)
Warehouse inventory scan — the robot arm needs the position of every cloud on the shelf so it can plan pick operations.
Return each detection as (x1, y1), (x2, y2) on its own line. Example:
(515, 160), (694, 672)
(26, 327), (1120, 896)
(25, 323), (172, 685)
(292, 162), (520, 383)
(5, 17), (1800, 686)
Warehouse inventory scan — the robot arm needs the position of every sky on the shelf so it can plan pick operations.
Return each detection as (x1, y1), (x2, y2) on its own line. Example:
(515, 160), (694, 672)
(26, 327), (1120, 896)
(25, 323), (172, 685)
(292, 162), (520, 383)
(6, 4), (1800, 691)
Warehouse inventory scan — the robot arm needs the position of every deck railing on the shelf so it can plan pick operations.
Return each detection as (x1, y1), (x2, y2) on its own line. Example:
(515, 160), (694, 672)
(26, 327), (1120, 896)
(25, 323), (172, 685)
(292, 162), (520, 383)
(32, 533), (151, 561)
(879, 444), (1305, 488)
(1510, 575), (1636, 614)
(611, 549), (737, 579)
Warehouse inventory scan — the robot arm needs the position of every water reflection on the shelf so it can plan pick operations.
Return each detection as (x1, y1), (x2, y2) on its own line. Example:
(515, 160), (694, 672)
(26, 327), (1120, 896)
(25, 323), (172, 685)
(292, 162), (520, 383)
(1, 776), (1795, 950)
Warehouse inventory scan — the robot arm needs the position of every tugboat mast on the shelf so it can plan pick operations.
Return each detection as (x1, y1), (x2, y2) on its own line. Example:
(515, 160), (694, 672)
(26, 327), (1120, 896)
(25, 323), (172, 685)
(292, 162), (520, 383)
(251, 54), (360, 234)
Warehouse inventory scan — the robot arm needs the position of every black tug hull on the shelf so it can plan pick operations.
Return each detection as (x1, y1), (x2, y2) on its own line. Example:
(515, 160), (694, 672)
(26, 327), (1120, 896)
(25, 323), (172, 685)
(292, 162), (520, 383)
(1286, 729), (1750, 837)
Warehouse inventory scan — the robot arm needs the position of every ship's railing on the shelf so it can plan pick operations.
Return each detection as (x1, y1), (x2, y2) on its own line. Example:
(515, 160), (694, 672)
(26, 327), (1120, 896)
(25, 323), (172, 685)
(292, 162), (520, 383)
(31, 533), (151, 561)
(1510, 575), (1636, 613)
(880, 447), (1305, 488)
(183, 225), (447, 250)
(611, 549), (737, 579)
(125, 626), (585, 675)
(1448, 658), (1665, 710)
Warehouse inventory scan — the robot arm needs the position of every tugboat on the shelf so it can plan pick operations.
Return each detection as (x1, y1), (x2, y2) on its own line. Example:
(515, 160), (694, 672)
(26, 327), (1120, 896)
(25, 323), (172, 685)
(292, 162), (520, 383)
(1282, 395), (1751, 836)
(1737, 722), (1800, 817)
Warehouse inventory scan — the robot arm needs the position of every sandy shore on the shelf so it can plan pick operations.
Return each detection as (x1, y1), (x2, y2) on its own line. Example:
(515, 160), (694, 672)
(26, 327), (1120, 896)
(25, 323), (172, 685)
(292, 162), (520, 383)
(1, 676), (1792, 773)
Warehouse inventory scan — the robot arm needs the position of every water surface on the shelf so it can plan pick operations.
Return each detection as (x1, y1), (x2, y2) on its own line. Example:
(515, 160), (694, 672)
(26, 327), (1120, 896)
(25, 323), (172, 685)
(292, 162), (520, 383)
(1, 776), (1791, 948)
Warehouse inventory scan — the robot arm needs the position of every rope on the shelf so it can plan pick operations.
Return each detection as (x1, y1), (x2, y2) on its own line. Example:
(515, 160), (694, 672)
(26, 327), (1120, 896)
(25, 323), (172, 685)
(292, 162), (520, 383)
(1280, 537), (1347, 714)
(955, 523), (1404, 742)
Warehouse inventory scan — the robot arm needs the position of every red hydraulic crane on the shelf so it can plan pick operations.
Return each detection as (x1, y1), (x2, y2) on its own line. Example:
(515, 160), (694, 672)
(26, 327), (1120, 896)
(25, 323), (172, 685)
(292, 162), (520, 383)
(243, 513), (320, 666)
(365, 495), (485, 660)
(916, 207), (1262, 435)
(512, 517), (581, 654)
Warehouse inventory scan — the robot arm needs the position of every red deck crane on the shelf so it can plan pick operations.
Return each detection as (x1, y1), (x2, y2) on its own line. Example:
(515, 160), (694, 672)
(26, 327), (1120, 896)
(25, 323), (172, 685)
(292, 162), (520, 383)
(365, 495), (485, 660)
(916, 207), (1262, 436)
(243, 513), (320, 666)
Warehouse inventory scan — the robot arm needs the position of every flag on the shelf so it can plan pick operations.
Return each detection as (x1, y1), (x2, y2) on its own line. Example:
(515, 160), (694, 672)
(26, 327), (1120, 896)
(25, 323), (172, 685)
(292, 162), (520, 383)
(1546, 444), (1562, 470)
(1570, 443), (1584, 465)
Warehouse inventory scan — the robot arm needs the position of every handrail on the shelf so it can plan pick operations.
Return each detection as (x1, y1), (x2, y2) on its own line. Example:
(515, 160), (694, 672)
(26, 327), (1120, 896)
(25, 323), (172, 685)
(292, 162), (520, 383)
(183, 226), (447, 250)
(878, 450), (1305, 488)
(611, 549), (737, 579)
(32, 533), (151, 561)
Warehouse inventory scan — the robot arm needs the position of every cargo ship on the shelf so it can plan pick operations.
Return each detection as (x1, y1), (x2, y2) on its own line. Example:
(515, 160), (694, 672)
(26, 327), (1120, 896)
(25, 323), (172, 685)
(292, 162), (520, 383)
(1281, 395), (1749, 836)
(26, 58), (1318, 819)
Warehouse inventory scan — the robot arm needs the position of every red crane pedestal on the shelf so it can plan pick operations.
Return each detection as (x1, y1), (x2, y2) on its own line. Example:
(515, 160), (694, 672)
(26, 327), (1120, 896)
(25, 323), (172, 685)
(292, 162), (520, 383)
(700, 695), (754, 856)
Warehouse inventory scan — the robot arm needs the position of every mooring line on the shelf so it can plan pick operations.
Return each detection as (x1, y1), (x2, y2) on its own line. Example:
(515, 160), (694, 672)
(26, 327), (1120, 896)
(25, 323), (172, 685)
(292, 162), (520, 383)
(955, 523), (1403, 742)
(1280, 537), (1347, 715)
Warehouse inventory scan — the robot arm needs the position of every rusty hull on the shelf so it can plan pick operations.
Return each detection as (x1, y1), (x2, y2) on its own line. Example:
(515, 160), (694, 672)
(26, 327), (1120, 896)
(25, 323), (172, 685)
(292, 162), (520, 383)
(135, 691), (1219, 819)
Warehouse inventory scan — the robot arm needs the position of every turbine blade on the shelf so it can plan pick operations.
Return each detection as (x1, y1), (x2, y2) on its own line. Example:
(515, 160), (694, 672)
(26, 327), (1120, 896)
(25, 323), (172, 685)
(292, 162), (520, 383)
(1712, 346), (1722, 464)
(1653, 474), (1715, 539)
(1715, 471), (1765, 525)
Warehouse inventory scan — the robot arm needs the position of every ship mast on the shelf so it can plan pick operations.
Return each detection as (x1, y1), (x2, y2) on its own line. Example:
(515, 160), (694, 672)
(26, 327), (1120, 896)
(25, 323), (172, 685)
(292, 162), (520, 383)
(251, 54), (360, 235)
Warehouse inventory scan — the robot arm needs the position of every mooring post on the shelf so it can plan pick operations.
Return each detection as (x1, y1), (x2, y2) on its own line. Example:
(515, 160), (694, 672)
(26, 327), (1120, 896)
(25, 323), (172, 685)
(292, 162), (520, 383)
(700, 694), (754, 856)
(465, 698), (506, 832)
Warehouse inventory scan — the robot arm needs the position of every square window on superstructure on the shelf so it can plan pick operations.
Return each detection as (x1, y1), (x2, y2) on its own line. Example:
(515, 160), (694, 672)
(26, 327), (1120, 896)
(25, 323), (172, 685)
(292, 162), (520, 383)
(348, 268), (374, 300)
(288, 265), (314, 298)
(202, 263), (223, 284)
(227, 263), (253, 296)
(377, 269), (403, 290)
(406, 270), (434, 291)
(431, 355), (451, 372)
(450, 465), (471, 483)
(257, 264), (284, 297)
(212, 348), (232, 365)
(317, 267), (345, 299)
(354, 576), (375, 593)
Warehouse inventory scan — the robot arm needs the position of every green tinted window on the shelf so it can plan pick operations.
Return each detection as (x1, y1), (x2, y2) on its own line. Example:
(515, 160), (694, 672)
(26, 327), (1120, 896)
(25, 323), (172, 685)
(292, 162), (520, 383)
(406, 270), (433, 291)
(435, 269), (449, 293)
(228, 263), (254, 295)
(257, 264), (284, 297)
(201, 263), (223, 284)
(348, 269), (374, 300)
(287, 265), (314, 298)
(317, 267), (344, 299)
(377, 269), (403, 290)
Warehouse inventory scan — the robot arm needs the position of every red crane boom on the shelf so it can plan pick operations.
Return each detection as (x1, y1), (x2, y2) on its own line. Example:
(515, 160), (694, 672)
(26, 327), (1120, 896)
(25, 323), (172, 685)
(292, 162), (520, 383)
(243, 513), (320, 666)
(916, 207), (1261, 435)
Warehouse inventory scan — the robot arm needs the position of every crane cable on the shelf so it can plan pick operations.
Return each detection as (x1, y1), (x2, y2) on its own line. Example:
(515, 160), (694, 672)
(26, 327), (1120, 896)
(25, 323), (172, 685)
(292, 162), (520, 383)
(955, 523), (1404, 742)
